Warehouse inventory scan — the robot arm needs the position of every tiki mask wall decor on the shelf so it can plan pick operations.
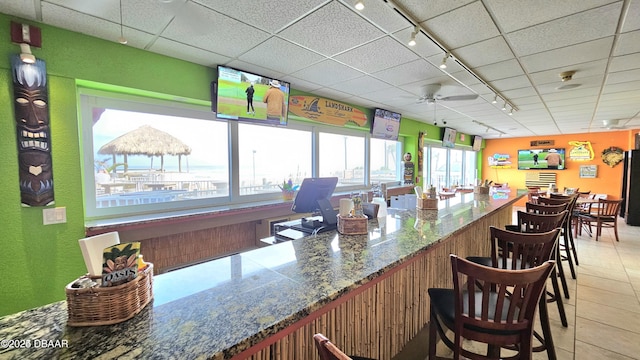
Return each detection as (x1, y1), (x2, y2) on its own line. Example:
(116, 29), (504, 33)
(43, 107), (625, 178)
(11, 55), (55, 206)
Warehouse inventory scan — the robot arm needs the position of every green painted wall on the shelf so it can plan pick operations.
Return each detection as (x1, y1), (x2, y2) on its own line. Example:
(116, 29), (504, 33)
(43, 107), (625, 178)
(0, 13), (480, 316)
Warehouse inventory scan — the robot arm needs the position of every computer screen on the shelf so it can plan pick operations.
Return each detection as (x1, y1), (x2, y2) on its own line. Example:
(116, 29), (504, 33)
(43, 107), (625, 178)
(291, 177), (338, 214)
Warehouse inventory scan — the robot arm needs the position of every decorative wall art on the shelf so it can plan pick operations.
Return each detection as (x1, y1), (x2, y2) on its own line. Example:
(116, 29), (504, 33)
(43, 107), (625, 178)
(403, 152), (414, 185)
(568, 141), (594, 161)
(11, 55), (55, 206)
(418, 132), (424, 172)
(579, 165), (597, 178)
(601, 146), (624, 167)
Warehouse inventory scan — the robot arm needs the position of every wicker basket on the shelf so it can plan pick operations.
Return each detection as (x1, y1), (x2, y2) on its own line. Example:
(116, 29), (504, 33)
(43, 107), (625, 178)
(417, 197), (438, 210)
(474, 186), (490, 194)
(337, 215), (368, 235)
(65, 263), (153, 326)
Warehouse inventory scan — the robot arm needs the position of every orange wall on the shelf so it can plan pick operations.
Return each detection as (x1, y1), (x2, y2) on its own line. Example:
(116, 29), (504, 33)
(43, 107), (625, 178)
(482, 130), (639, 206)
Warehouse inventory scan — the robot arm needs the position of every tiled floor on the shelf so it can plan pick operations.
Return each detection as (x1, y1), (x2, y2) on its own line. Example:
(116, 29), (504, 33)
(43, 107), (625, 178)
(396, 210), (640, 359)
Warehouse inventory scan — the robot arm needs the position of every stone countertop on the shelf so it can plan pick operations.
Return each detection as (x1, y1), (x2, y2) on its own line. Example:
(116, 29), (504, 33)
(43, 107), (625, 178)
(0, 190), (523, 359)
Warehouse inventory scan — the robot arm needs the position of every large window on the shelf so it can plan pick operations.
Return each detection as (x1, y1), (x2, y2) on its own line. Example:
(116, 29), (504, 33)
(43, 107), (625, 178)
(238, 123), (311, 194)
(370, 138), (402, 184)
(319, 131), (365, 187)
(423, 143), (477, 190)
(80, 89), (404, 220)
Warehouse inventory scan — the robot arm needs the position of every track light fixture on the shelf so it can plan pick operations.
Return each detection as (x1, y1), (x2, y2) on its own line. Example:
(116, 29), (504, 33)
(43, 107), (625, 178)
(508, 107), (513, 115)
(355, 0), (364, 10)
(491, 95), (498, 104)
(439, 53), (449, 69)
(501, 102), (507, 111)
(408, 26), (418, 46)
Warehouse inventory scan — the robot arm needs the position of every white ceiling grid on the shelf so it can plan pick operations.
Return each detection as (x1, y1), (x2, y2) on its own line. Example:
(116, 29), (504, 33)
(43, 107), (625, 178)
(1, 0), (638, 138)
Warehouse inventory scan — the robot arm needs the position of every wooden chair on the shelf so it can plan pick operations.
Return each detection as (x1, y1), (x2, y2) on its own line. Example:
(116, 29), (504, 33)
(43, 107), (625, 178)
(538, 195), (579, 279)
(428, 255), (555, 360)
(313, 334), (376, 360)
(506, 211), (570, 325)
(467, 226), (562, 360)
(577, 199), (623, 241)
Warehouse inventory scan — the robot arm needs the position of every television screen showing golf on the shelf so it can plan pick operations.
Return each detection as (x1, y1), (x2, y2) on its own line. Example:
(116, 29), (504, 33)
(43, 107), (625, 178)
(213, 65), (290, 126)
(517, 148), (566, 170)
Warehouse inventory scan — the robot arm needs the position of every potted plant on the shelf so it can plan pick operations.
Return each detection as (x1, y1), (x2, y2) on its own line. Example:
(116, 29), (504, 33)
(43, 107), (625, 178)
(279, 179), (298, 201)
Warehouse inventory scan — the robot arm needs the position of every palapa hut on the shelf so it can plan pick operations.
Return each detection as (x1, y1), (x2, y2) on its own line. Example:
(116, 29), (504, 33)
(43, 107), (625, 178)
(98, 125), (192, 172)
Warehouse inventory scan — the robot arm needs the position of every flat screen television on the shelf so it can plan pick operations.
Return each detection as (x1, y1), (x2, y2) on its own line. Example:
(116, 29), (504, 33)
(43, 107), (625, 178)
(472, 135), (483, 151)
(213, 65), (290, 126)
(442, 127), (457, 148)
(517, 148), (566, 170)
(371, 108), (401, 140)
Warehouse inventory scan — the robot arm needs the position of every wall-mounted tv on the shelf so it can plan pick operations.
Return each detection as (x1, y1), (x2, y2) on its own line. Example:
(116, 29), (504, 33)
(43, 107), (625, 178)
(518, 148), (566, 170)
(213, 65), (290, 126)
(442, 127), (457, 148)
(371, 108), (401, 140)
(472, 135), (483, 151)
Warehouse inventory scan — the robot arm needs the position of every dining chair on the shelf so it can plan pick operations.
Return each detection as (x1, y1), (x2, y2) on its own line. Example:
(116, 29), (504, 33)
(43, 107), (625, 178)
(313, 333), (377, 360)
(428, 254), (555, 360)
(538, 195), (579, 279)
(506, 211), (570, 323)
(467, 226), (562, 360)
(577, 199), (623, 241)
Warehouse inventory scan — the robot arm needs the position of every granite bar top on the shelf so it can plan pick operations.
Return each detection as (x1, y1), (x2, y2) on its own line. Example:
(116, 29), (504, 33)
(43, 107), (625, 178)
(0, 190), (524, 360)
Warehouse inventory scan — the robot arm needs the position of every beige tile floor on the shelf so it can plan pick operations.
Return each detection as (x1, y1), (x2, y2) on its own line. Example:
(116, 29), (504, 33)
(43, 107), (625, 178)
(396, 209), (640, 360)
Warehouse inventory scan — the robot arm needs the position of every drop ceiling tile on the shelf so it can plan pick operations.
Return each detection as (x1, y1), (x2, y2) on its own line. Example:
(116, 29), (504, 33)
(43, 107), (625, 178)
(41, 3), (121, 40)
(453, 36), (514, 68)
(506, 2), (621, 57)
(422, 2), (499, 49)
(607, 69), (640, 84)
(151, 37), (231, 67)
(195, 0), (326, 33)
(489, 76), (533, 91)
(372, 59), (443, 87)
(395, 0), (476, 22)
(502, 87), (538, 99)
(621, 0), (640, 32)
(239, 37), (325, 74)
(278, 1), (384, 57)
(46, 0), (119, 21)
(290, 60), (363, 87)
(473, 59), (526, 82)
(355, 0), (412, 33)
(609, 53), (640, 72)
(311, 87), (356, 103)
(334, 36), (420, 74)
(125, 0), (180, 34)
(279, 75), (322, 93)
(484, 0), (616, 33)
(0, 0), (38, 19)
(223, 60), (285, 81)
(614, 29), (640, 56)
(520, 37), (614, 73)
(602, 80), (640, 94)
(329, 76), (393, 96)
(161, 6), (270, 58)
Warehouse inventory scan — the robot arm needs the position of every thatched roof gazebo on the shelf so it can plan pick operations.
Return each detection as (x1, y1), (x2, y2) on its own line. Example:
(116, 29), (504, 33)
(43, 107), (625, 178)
(98, 125), (192, 172)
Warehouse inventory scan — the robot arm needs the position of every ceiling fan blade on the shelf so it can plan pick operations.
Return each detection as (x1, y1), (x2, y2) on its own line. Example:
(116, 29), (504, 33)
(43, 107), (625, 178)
(439, 94), (479, 101)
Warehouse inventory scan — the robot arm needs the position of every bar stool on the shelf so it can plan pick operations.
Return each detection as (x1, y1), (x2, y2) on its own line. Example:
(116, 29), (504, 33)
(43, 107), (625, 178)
(428, 254), (555, 360)
(466, 226), (562, 360)
(538, 195), (579, 279)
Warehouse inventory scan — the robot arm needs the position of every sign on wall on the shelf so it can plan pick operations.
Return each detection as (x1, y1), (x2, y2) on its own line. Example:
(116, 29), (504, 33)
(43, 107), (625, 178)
(568, 141), (594, 161)
(579, 165), (597, 178)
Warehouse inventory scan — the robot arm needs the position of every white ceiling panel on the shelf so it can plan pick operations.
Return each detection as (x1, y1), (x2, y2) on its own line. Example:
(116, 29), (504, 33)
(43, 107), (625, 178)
(1, 0), (637, 138)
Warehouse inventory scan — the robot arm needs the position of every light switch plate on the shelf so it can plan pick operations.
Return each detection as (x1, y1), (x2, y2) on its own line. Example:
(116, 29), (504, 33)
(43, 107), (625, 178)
(43, 207), (67, 225)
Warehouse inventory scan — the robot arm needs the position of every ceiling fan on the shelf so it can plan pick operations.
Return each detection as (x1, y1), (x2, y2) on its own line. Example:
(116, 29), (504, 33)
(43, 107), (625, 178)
(416, 84), (479, 104)
(600, 119), (627, 130)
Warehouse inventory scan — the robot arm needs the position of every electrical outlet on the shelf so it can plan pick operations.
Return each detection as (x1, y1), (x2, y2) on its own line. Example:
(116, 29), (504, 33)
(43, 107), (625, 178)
(43, 207), (67, 225)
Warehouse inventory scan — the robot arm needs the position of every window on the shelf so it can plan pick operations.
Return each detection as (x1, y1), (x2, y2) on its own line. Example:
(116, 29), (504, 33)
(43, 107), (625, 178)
(370, 138), (402, 184)
(423, 143), (478, 190)
(238, 123), (311, 194)
(81, 90), (230, 219)
(319, 131), (365, 187)
(80, 88), (404, 220)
